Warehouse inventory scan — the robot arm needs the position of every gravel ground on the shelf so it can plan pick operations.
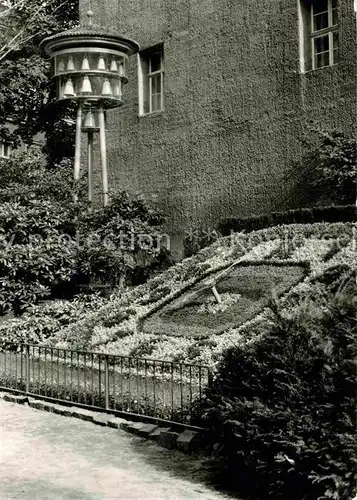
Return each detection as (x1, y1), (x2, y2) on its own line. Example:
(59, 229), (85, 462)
(0, 400), (235, 500)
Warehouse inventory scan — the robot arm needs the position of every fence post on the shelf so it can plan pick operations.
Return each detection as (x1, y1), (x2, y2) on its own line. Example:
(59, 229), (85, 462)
(104, 355), (109, 410)
(25, 344), (30, 393)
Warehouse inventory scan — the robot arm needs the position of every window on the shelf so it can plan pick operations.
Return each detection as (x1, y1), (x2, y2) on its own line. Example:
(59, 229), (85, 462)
(138, 45), (164, 115)
(311, 0), (339, 69)
(0, 142), (11, 158)
(299, 0), (339, 72)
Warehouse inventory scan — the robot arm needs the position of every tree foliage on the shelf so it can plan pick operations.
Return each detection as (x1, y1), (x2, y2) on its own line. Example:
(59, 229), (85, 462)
(0, 0), (79, 164)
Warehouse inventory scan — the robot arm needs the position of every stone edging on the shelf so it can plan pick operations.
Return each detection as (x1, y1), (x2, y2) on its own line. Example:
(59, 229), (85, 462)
(0, 391), (204, 454)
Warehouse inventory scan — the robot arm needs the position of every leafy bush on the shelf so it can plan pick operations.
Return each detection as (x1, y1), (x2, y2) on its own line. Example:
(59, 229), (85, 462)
(0, 294), (106, 346)
(196, 270), (357, 500)
(308, 130), (356, 205)
(0, 152), (169, 314)
(286, 129), (356, 210)
(0, 165), (79, 314)
(184, 227), (221, 257)
(0, 374), (193, 424)
(76, 191), (170, 287)
(0, 234), (77, 314)
(0, 153), (85, 206)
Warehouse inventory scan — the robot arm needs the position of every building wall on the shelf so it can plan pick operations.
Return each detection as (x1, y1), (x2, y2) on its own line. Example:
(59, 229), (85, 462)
(80, 0), (356, 255)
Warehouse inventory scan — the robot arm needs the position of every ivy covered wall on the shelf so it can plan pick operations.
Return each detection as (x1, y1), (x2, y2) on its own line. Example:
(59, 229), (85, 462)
(80, 0), (356, 255)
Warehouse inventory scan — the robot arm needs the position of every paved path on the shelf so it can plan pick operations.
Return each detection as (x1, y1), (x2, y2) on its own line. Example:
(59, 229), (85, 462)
(0, 400), (234, 500)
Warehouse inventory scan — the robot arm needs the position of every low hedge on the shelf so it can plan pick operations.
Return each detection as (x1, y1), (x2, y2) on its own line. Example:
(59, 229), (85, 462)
(219, 205), (356, 235)
(195, 269), (357, 500)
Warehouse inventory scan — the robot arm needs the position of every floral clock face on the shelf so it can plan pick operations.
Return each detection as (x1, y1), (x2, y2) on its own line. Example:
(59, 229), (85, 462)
(142, 263), (308, 338)
(197, 292), (242, 315)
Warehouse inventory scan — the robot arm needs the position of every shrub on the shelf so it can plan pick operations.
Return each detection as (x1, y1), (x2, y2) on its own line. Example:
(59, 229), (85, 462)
(0, 227), (78, 315)
(0, 374), (189, 423)
(0, 154), (80, 314)
(308, 130), (356, 205)
(219, 205), (355, 236)
(0, 153), (85, 206)
(75, 191), (171, 287)
(0, 294), (106, 345)
(196, 270), (357, 500)
(184, 227), (221, 257)
(0, 153), (170, 314)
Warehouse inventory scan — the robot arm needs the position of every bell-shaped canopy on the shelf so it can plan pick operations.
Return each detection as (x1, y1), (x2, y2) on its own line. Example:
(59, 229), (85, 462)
(40, 12), (139, 57)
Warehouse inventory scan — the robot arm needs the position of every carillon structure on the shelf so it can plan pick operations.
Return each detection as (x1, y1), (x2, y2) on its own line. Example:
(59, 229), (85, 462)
(40, 11), (139, 206)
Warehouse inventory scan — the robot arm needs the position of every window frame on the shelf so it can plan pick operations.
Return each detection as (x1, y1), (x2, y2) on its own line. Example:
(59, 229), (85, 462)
(138, 45), (164, 116)
(148, 51), (164, 114)
(311, 0), (338, 70)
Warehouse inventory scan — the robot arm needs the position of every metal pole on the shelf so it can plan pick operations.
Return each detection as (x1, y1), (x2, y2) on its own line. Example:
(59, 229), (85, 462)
(98, 106), (109, 207)
(87, 131), (94, 203)
(25, 345), (30, 393)
(74, 103), (82, 183)
(104, 355), (109, 410)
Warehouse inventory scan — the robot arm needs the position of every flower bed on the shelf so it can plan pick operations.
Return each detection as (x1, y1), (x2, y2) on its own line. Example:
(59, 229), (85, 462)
(0, 223), (354, 367)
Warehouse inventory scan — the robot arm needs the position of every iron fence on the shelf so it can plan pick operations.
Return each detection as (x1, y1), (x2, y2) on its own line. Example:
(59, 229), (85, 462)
(0, 342), (212, 426)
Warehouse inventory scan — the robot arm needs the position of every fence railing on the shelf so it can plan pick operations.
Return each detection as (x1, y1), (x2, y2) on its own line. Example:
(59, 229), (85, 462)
(0, 342), (212, 426)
